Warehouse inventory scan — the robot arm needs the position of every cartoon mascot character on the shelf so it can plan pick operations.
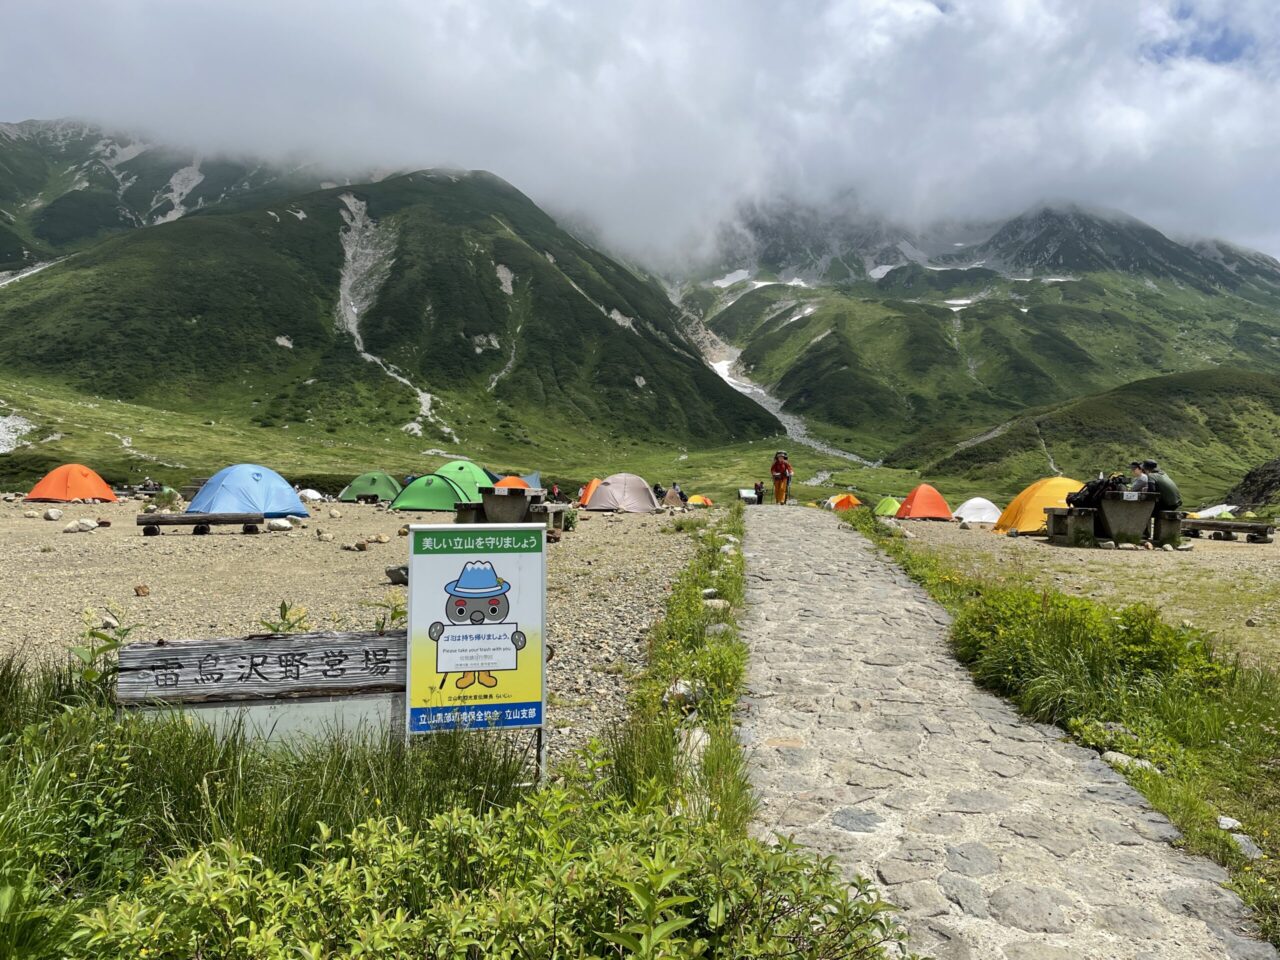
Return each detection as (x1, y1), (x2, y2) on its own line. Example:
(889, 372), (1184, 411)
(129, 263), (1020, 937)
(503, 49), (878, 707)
(428, 561), (526, 690)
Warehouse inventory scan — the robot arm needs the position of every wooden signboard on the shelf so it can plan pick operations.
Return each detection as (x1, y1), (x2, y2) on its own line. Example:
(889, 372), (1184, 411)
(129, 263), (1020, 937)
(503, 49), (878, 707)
(117, 629), (407, 705)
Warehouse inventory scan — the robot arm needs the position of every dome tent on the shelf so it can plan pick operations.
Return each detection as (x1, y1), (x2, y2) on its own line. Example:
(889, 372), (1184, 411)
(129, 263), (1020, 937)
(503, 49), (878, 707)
(584, 473), (660, 512)
(187, 465), (308, 517)
(873, 496), (901, 517)
(432, 460), (491, 503)
(25, 463), (117, 503)
(390, 474), (468, 512)
(339, 471), (403, 503)
(954, 497), (1001, 524)
(579, 478), (602, 507)
(896, 484), (952, 520)
(826, 493), (861, 511)
(687, 495), (713, 507)
(995, 476), (1082, 534)
(495, 476), (530, 490)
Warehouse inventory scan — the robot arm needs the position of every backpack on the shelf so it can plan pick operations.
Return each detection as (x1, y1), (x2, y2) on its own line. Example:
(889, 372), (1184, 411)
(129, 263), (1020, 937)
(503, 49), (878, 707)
(1066, 475), (1123, 509)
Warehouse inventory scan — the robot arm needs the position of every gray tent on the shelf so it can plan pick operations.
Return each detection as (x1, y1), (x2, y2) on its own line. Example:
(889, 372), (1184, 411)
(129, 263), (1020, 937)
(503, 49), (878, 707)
(585, 473), (661, 513)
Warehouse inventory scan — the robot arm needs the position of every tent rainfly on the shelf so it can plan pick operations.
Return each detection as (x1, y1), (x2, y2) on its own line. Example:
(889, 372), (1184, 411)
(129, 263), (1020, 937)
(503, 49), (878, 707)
(873, 496), (901, 517)
(953, 497), (1001, 524)
(896, 484), (952, 521)
(25, 464), (117, 503)
(339, 471), (403, 503)
(994, 477), (1083, 534)
(187, 464), (309, 518)
(390, 474), (469, 511)
(584, 473), (661, 513)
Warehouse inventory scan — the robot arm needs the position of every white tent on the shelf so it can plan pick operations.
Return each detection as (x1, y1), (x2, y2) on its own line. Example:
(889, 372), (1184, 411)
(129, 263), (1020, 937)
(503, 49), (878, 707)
(954, 497), (1001, 524)
(297, 488), (324, 502)
(1194, 503), (1237, 519)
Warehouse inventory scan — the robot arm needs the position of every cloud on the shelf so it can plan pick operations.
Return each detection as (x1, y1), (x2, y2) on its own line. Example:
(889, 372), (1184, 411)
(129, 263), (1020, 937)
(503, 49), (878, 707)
(2, 0), (1278, 259)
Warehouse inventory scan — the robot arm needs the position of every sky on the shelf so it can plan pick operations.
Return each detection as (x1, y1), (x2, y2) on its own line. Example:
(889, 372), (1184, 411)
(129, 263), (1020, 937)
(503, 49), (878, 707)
(2, 0), (1278, 261)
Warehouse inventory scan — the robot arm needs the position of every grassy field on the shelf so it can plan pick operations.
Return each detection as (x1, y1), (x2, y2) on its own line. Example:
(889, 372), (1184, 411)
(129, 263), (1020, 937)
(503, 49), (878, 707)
(847, 508), (1280, 945)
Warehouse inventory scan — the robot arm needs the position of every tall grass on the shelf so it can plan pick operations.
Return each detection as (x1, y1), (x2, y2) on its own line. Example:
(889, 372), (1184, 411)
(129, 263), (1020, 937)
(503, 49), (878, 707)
(844, 506), (1280, 945)
(604, 503), (757, 836)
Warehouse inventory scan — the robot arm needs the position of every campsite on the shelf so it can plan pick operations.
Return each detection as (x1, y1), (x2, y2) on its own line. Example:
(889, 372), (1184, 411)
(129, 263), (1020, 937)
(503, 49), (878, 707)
(6, 7), (1280, 957)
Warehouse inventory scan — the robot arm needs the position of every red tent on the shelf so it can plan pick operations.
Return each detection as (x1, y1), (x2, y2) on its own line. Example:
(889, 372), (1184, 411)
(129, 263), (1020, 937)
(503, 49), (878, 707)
(25, 464), (117, 503)
(895, 483), (951, 520)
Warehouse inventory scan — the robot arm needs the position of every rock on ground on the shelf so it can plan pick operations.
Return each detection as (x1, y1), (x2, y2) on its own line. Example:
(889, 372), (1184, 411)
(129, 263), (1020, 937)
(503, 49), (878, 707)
(740, 506), (1275, 960)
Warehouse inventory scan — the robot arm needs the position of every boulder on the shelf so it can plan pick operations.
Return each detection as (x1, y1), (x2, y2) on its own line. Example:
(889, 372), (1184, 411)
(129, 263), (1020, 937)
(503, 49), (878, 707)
(134, 584), (150, 597)
(22, 510), (37, 519)
(1097, 540), (1116, 550)
(1218, 815), (1243, 831)
(958, 521), (972, 530)
(329, 508), (342, 519)
(1102, 750), (1157, 773)
(370, 533), (390, 544)
(701, 587), (718, 599)
(662, 679), (700, 710)
(62, 520), (81, 534)
(386, 565), (409, 586)
(1161, 543), (1174, 552)
(267, 518), (293, 532)
(317, 532), (335, 543)
(1232, 833), (1264, 861)
(398, 525), (410, 537)
(43, 508), (63, 521)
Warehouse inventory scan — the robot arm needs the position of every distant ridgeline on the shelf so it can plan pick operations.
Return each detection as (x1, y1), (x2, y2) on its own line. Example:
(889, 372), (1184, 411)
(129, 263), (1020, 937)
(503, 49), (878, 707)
(3, 119), (1280, 502)
(683, 199), (1280, 499)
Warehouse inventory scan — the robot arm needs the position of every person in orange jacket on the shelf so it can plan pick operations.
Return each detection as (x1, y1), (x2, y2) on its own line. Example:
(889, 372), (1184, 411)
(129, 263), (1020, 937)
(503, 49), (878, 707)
(770, 451), (793, 504)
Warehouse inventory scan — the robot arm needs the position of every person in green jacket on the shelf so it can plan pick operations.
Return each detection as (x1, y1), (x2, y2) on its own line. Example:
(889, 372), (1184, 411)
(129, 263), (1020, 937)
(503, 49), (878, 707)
(1142, 460), (1182, 511)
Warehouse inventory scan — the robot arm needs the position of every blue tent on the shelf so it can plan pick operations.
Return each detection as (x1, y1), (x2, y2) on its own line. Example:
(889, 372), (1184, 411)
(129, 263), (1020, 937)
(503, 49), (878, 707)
(187, 464), (309, 518)
(521, 471), (542, 489)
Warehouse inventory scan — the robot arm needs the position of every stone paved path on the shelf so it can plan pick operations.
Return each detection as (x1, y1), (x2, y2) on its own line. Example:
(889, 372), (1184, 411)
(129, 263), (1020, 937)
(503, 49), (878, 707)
(740, 506), (1276, 960)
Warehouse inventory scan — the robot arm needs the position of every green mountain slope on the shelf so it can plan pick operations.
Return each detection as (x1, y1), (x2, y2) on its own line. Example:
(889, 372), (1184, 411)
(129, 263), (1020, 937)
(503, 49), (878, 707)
(0, 168), (778, 484)
(907, 369), (1280, 503)
(0, 119), (330, 269)
(706, 269), (1280, 464)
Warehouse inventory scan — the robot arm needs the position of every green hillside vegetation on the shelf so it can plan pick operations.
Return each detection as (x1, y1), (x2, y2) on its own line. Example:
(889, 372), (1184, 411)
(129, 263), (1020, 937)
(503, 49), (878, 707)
(0, 170), (778, 479)
(910, 369), (1280, 503)
(703, 271), (1280, 485)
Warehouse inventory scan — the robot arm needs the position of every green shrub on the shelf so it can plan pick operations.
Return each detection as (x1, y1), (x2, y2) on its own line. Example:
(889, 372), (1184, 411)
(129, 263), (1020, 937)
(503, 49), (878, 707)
(73, 789), (905, 959)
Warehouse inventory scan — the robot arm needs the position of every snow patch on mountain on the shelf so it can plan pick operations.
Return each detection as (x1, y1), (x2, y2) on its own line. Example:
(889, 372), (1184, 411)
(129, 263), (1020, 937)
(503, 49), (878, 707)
(0, 412), (34, 455)
(495, 264), (515, 295)
(152, 161), (204, 223)
(336, 192), (455, 440)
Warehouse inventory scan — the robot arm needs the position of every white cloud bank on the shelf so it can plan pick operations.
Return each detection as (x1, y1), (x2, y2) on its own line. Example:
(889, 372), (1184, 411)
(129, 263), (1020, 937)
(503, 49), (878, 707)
(1, 0), (1278, 259)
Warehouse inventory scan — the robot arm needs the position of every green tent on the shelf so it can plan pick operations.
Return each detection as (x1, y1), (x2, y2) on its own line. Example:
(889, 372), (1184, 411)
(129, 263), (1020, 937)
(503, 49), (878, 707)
(390, 474), (468, 511)
(338, 471), (403, 503)
(873, 496), (901, 517)
(432, 460), (491, 502)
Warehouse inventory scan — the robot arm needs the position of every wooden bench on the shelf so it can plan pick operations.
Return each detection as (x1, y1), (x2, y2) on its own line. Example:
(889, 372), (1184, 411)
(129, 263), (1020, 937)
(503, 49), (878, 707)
(1182, 518), (1275, 544)
(137, 512), (266, 536)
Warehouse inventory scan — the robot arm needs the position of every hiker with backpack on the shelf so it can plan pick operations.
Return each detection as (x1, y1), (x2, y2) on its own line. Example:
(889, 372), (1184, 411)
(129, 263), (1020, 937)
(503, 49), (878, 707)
(770, 451), (793, 505)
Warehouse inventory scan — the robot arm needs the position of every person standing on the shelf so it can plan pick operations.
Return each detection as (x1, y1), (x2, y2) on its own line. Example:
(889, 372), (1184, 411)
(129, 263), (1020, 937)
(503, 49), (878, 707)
(770, 451), (793, 505)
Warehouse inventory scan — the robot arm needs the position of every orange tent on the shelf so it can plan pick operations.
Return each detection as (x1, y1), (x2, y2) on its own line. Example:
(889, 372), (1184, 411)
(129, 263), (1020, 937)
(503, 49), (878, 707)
(828, 493), (861, 511)
(495, 476), (530, 490)
(896, 483), (951, 520)
(579, 477), (602, 507)
(25, 463), (117, 503)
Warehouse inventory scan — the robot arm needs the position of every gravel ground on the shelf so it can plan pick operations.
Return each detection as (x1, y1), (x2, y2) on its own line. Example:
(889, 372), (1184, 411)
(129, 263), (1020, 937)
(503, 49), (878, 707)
(900, 520), (1280, 663)
(0, 497), (693, 755)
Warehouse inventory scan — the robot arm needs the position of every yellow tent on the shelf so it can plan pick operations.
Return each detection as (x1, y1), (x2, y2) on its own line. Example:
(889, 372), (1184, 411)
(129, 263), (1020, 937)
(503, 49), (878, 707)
(688, 494), (713, 507)
(994, 476), (1082, 534)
